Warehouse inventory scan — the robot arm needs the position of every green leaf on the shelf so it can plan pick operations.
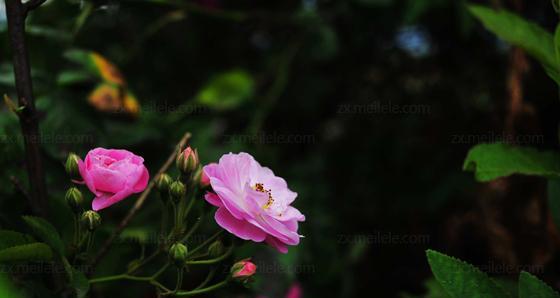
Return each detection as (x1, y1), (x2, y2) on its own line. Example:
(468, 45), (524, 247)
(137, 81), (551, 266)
(57, 70), (95, 85)
(71, 269), (90, 298)
(0, 230), (34, 251)
(196, 70), (254, 111)
(548, 179), (560, 231)
(0, 243), (53, 263)
(468, 5), (559, 84)
(426, 250), (509, 298)
(22, 216), (65, 256)
(554, 24), (560, 67)
(519, 271), (560, 298)
(64, 49), (93, 67)
(0, 273), (22, 298)
(493, 278), (518, 297)
(463, 143), (560, 182)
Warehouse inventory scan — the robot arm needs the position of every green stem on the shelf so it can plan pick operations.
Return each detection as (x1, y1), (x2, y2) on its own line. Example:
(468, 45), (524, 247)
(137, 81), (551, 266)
(174, 280), (229, 296)
(152, 263), (170, 279)
(128, 249), (161, 274)
(181, 196), (196, 222)
(186, 230), (223, 258)
(92, 263), (169, 284)
(73, 214), (78, 245)
(180, 216), (202, 243)
(194, 267), (216, 290)
(173, 268), (184, 293)
(160, 199), (169, 236)
(186, 246), (233, 265)
(89, 274), (148, 284)
(86, 231), (95, 255)
(171, 201), (178, 229)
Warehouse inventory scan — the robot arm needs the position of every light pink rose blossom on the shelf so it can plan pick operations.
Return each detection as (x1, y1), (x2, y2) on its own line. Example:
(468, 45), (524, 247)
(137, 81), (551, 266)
(203, 152), (305, 253)
(78, 148), (149, 211)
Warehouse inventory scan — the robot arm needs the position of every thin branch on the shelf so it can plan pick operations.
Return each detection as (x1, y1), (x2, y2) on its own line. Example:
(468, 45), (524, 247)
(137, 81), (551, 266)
(23, 0), (47, 14)
(89, 131), (192, 272)
(5, 0), (49, 217)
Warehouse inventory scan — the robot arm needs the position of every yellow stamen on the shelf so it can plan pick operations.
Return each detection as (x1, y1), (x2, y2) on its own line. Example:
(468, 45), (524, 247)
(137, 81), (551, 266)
(253, 183), (274, 210)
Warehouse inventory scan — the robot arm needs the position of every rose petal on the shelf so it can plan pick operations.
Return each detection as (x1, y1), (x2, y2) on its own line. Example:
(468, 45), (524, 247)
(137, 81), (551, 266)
(214, 208), (267, 242)
(205, 192), (223, 207)
(265, 236), (289, 254)
(132, 166), (149, 192)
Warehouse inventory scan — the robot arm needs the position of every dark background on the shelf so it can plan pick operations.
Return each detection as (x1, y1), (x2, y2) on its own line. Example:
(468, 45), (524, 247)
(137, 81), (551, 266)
(2, 0), (560, 297)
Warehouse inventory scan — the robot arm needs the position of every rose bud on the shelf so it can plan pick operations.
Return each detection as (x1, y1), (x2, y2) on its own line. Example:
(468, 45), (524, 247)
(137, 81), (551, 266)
(200, 166), (211, 188)
(169, 243), (188, 267)
(176, 147), (199, 176)
(65, 187), (84, 213)
(81, 210), (101, 231)
(208, 240), (224, 258)
(169, 181), (186, 202)
(230, 259), (257, 283)
(65, 152), (81, 179)
(155, 173), (173, 194)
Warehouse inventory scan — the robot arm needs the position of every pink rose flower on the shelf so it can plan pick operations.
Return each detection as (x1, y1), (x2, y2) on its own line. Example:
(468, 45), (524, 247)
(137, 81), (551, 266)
(203, 153), (305, 253)
(78, 148), (149, 211)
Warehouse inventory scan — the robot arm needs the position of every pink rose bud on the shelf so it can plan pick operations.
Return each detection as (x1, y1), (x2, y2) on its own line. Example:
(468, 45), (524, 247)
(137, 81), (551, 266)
(200, 166), (210, 188)
(78, 148), (149, 211)
(176, 146), (199, 176)
(230, 259), (257, 282)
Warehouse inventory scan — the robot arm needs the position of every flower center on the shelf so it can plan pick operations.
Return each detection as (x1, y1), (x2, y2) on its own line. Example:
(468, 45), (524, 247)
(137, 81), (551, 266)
(253, 183), (274, 209)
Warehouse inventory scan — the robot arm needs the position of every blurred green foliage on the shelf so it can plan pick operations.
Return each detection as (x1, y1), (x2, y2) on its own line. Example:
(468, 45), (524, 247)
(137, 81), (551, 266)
(1, 0), (560, 297)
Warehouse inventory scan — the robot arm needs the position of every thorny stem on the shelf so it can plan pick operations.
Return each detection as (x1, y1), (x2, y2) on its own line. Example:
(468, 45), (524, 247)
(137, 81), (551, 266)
(5, 0), (48, 217)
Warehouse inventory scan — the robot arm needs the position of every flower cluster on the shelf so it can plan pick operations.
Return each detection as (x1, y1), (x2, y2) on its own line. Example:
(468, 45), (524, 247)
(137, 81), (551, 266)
(62, 145), (304, 295)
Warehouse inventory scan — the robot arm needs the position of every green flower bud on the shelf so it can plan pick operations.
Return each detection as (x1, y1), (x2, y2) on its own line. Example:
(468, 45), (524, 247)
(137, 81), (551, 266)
(169, 243), (188, 267)
(65, 187), (83, 213)
(208, 240), (224, 258)
(155, 173), (173, 194)
(80, 210), (101, 231)
(169, 181), (186, 202)
(65, 153), (81, 179)
(176, 147), (199, 176)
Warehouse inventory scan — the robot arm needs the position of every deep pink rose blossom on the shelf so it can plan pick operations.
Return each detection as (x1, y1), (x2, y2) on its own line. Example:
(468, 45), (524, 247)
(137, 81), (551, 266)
(231, 259), (257, 278)
(78, 148), (149, 211)
(203, 153), (305, 253)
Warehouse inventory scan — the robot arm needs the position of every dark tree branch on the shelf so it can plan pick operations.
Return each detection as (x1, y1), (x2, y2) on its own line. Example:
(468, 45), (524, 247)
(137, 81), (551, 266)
(23, 0), (47, 14)
(5, 0), (48, 217)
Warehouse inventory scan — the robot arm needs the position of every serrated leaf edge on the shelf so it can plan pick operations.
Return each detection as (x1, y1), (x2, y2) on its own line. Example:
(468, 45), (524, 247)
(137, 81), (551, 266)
(426, 249), (511, 298)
